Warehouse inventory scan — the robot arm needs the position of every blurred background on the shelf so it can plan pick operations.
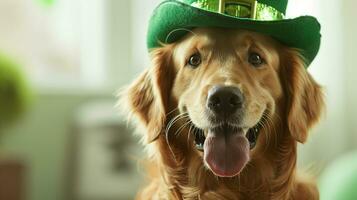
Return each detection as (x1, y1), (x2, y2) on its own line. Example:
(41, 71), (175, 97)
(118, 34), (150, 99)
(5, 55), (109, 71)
(0, 0), (356, 200)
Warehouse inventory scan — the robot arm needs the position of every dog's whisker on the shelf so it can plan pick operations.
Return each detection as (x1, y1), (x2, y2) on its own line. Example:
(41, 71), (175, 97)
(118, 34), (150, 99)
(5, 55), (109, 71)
(264, 112), (279, 147)
(166, 112), (187, 128)
(164, 112), (191, 164)
(187, 123), (194, 148)
(168, 114), (189, 134)
(260, 112), (277, 152)
(258, 111), (274, 147)
(174, 120), (192, 137)
(165, 112), (189, 134)
(164, 112), (189, 163)
(256, 114), (269, 149)
(261, 114), (272, 148)
(165, 107), (180, 117)
(165, 129), (178, 163)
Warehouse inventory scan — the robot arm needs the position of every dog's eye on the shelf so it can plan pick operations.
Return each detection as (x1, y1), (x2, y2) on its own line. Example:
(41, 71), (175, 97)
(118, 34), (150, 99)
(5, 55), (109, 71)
(248, 52), (264, 67)
(188, 53), (201, 68)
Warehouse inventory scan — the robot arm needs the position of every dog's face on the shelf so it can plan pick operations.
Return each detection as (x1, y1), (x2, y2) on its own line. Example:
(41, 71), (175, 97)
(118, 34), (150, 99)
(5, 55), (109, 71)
(125, 28), (323, 178)
(171, 28), (283, 177)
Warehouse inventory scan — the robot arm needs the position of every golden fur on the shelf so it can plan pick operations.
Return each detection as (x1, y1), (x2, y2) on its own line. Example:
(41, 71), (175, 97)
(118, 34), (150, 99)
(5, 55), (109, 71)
(121, 28), (324, 200)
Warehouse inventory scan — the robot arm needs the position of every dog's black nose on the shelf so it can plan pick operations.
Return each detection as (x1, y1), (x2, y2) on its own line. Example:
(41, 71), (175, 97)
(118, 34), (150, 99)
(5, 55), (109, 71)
(207, 86), (244, 117)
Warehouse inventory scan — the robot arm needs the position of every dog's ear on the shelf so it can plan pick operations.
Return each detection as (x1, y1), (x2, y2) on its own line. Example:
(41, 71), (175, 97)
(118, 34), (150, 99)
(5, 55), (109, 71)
(283, 49), (324, 143)
(125, 46), (175, 143)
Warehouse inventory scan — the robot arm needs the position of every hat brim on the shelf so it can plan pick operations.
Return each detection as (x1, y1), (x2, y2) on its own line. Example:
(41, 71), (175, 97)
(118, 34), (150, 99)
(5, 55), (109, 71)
(147, 0), (321, 65)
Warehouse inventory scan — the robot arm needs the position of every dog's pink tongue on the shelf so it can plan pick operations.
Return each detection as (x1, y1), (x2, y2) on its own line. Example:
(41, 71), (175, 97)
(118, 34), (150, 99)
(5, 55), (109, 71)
(203, 129), (250, 177)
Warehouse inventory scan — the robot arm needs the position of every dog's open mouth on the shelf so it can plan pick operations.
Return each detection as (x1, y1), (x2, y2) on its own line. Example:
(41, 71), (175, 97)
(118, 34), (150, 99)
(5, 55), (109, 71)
(190, 116), (264, 177)
(193, 122), (262, 152)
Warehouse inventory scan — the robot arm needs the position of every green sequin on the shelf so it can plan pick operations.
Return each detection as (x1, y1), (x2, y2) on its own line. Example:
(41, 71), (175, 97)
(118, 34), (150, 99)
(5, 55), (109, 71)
(256, 3), (284, 20)
(191, 0), (219, 12)
(182, 0), (284, 20)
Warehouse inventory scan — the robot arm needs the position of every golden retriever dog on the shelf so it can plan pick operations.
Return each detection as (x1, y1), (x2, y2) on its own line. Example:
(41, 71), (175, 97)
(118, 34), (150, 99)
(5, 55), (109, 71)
(121, 28), (324, 200)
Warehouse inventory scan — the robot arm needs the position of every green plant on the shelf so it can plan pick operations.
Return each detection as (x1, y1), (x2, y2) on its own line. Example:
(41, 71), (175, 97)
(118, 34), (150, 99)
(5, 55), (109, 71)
(0, 53), (32, 128)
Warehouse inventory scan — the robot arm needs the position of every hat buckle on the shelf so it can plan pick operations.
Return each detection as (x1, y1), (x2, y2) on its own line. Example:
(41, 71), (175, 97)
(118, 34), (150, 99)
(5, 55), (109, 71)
(219, 0), (257, 19)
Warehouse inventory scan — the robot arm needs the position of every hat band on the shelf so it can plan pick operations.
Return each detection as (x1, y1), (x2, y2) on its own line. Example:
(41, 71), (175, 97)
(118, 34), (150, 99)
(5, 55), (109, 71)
(186, 0), (284, 20)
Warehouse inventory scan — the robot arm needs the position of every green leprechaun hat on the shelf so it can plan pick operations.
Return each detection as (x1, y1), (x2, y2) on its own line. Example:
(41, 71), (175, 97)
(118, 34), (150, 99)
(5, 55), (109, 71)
(147, 0), (321, 66)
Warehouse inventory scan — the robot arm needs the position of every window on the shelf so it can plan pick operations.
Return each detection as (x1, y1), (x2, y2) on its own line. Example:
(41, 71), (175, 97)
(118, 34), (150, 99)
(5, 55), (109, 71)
(0, 0), (107, 91)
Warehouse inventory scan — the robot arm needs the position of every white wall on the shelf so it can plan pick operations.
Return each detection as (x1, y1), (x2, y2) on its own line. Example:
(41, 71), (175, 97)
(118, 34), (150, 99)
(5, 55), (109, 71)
(344, 1), (357, 147)
(130, 0), (161, 73)
(107, 0), (133, 89)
